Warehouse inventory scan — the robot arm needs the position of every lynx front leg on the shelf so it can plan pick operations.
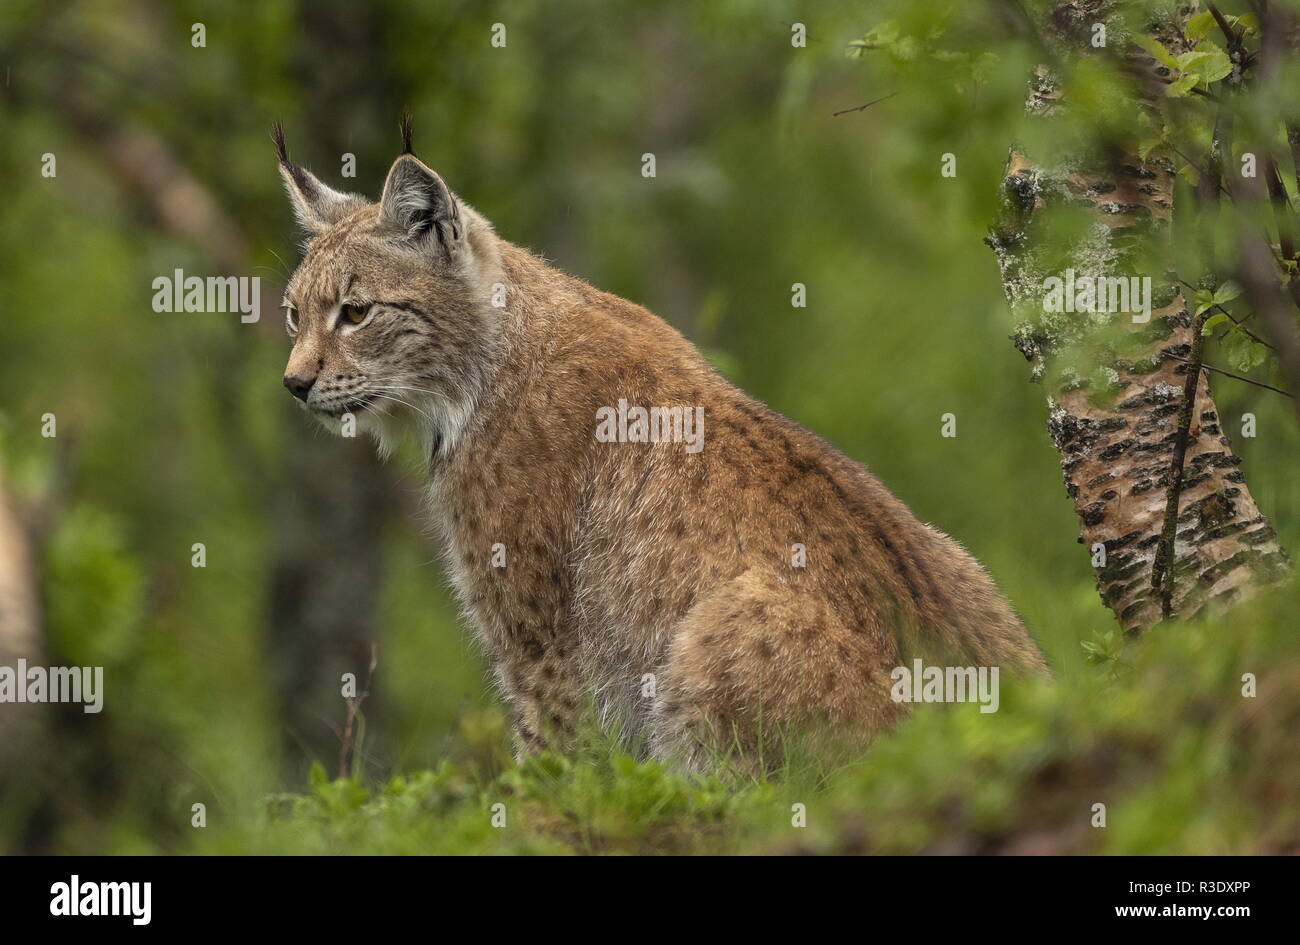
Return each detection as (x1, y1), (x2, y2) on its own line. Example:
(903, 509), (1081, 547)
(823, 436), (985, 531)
(466, 522), (583, 757)
(493, 641), (586, 758)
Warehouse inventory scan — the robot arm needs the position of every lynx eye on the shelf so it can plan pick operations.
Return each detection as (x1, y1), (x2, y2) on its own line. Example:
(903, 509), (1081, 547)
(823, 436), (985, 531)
(339, 303), (372, 327)
(283, 304), (299, 335)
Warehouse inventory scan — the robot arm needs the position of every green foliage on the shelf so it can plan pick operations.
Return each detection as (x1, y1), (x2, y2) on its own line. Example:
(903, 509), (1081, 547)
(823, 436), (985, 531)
(44, 505), (145, 669)
(1222, 323), (1270, 373)
(2, 0), (1298, 855)
(218, 736), (745, 855)
(1193, 282), (1241, 317)
(1136, 34), (1234, 96)
(186, 579), (1299, 855)
(1080, 626), (1128, 673)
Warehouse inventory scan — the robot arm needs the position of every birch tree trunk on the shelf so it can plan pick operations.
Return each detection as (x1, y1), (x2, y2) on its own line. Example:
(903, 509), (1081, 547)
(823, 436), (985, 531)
(989, 2), (1289, 633)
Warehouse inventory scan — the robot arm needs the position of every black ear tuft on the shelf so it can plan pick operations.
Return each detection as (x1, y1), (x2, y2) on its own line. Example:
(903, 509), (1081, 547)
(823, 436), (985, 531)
(274, 124), (364, 234)
(400, 108), (415, 155)
(271, 120), (291, 167)
(272, 122), (316, 196)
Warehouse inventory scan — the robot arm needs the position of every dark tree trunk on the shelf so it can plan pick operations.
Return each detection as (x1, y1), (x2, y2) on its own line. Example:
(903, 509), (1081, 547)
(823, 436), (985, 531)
(264, 0), (410, 772)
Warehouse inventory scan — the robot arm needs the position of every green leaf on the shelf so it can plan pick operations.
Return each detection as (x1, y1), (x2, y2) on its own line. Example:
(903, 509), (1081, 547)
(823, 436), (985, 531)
(1135, 34), (1179, 70)
(1195, 45), (1233, 84)
(1176, 50), (1212, 72)
(1191, 287), (1216, 316)
(1223, 327), (1267, 374)
(1212, 281), (1241, 305)
(1185, 11), (1215, 41)
(1201, 313), (1230, 335)
(1166, 74), (1198, 97)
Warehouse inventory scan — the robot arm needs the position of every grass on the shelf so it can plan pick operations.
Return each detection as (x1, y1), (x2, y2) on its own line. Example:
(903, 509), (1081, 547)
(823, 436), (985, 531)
(187, 577), (1300, 856)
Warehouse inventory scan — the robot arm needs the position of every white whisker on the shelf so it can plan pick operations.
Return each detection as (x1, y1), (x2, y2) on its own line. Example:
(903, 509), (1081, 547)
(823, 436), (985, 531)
(370, 382), (444, 399)
(368, 392), (434, 423)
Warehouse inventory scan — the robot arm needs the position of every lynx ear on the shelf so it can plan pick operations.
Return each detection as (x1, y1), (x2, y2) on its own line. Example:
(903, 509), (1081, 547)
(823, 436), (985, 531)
(272, 122), (362, 234)
(378, 154), (461, 253)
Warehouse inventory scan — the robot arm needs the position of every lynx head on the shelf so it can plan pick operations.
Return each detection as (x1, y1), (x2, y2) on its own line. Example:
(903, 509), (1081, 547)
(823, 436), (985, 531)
(275, 117), (503, 459)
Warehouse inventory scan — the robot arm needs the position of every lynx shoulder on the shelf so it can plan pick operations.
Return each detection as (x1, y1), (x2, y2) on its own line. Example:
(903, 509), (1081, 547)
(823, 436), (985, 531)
(275, 121), (1048, 769)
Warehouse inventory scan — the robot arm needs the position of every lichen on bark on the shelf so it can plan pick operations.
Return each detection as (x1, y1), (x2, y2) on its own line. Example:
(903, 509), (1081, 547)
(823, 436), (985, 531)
(990, 2), (1289, 632)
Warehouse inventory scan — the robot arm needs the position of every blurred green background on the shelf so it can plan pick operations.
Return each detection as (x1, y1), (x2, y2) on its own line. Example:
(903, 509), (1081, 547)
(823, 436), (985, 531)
(1, 0), (1297, 854)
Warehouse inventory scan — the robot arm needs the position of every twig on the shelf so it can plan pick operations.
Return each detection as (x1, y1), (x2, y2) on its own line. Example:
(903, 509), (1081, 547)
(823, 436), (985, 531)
(1236, 236), (1300, 421)
(998, 0), (1053, 62)
(1167, 143), (1231, 197)
(832, 91), (898, 117)
(1165, 353), (1294, 397)
(1151, 313), (1209, 616)
(1262, 153), (1300, 309)
(1206, 4), (1245, 58)
(338, 643), (379, 780)
(1288, 124), (1300, 203)
(1175, 278), (1275, 349)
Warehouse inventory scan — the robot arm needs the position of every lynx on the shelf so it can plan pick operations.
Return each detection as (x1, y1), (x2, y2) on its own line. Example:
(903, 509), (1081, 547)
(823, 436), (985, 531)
(275, 119), (1047, 770)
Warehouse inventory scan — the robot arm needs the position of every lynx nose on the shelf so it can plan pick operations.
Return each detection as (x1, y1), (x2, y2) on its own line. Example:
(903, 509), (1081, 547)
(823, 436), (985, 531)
(283, 373), (316, 402)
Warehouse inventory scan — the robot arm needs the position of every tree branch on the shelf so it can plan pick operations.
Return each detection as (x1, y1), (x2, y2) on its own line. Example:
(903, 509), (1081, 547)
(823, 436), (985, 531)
(1165, 352), (1293, 397)
(832, 91), (898, 117)
(1151, 315), (1209, 616)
